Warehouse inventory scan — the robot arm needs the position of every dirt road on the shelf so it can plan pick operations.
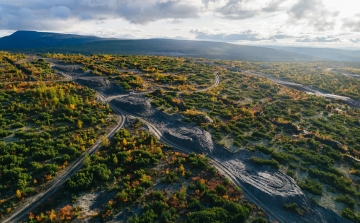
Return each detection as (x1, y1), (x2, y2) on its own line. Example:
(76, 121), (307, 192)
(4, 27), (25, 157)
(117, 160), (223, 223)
(2, 109), (126, 223)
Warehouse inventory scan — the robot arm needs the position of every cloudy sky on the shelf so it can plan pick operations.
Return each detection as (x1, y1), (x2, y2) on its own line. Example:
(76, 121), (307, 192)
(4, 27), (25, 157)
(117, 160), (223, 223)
(0, 0), (360, 47)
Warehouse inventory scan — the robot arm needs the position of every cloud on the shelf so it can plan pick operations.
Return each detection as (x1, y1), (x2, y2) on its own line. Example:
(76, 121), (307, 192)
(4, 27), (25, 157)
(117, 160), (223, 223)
(0, 4), (74, 31)
(216, 1), (259, 20)
(215, 0), (285, 20)
(169, 19), (183, 24)
(0, 0), (358, 45)
(191, 29), (268, 41)
(263, 0), (286, 12)
(190, 29), (346, 44)
(0, 0), (201, 30)
(191, 29), (301, 42)
(295, 36), (341, 43)
(79, 11), (92, 20)
(269, 33), (294, 40)
(0, 7), (44, 30)
(349, 38), (360, 43)
(191, 29), (299, 42)
(287, 0), (339, 31)
(116, 1), (199, 24)
(202, 0), (218, 8)
(50, 6), (71, 19)
(342, 15), (360, 32)
(18, 7), (39, 19)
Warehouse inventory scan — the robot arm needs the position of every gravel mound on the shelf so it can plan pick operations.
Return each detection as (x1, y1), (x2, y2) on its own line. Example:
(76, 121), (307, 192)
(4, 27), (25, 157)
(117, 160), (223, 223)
(212, 147), (350, 223)
(76, 77), (122, 96)
(163, 126), (214, 155)
(113, 95), (214, 155)
(113, 95), (155, 117)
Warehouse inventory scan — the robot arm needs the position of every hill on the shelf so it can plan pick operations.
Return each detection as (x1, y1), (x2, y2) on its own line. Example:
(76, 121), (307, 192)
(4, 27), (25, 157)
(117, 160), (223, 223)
(0, 31), (317, 62)
(266, 46), (360, 62)
(46, 39), (320, 62)
(0, 30), (104, 49)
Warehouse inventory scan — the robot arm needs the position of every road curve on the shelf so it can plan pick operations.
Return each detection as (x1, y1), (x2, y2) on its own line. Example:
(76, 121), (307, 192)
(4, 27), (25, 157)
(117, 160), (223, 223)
(195, 60), (360, 108)
(2, 109), (125, 223)
(108, 105), (288, 223)
(97, 72), (220, 104)
(95, 71), (292, 223)
(195, 72), (220, 92)
(242, 71), (360, 108)
(2, 63), (220, 222)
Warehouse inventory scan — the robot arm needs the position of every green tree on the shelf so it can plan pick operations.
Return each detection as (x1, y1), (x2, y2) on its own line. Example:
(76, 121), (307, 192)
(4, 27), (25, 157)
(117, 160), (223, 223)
(77, 120), (83, 129)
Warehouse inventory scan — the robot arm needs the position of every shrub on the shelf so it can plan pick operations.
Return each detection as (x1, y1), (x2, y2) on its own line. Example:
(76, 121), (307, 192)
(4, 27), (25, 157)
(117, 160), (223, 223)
(250, 157), (280, 169)
(335, 195), (356, 208)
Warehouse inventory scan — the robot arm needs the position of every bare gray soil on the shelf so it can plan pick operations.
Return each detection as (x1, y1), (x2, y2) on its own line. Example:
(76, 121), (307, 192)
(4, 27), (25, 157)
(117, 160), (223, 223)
(112, 94), (349, 223)
(113, 95), (214, 155)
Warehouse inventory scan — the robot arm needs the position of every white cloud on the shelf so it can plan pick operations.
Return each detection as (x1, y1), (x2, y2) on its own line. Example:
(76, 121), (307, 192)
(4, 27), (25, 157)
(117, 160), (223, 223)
(296, 36), (341, 43)
(342, 15), (360, 32)
(191, 29), (268, 41)
(286, 0), (339, 32)
(350, 38), (360, 43)
(115, 0), (200, 24)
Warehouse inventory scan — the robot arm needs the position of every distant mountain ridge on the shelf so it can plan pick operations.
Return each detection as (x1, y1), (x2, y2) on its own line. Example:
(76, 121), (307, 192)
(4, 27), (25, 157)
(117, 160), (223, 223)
(1, 30), (358, 61)
(0, 30), (104, 49)
(46, 39), (320, 62)
(266, 46), (360, 62)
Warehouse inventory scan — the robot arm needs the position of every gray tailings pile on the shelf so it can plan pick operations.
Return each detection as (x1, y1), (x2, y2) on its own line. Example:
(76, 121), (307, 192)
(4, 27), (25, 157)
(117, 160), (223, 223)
(112, 94), (350, 223)
(112, 95), (213, 155)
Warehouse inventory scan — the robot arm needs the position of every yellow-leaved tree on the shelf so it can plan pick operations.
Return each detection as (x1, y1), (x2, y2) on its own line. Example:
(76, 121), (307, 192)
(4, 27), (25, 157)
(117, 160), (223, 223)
(16, 189), (21, 199)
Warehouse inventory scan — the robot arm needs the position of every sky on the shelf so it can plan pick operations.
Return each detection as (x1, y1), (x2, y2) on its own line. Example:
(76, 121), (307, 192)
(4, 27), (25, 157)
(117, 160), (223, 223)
(0, 0), (360, 47)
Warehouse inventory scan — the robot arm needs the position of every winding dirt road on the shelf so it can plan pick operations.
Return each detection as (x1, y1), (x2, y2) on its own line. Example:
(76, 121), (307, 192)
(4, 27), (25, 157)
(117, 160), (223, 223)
(108, 104), (293, 223)
(196, 61), (360, 109)
(1, 65), (220, 223)
(196, 72), (220, 92)
(3, 59), (348, 223)
(241, 70), (360, 108)
(2, 107), (126, 223)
